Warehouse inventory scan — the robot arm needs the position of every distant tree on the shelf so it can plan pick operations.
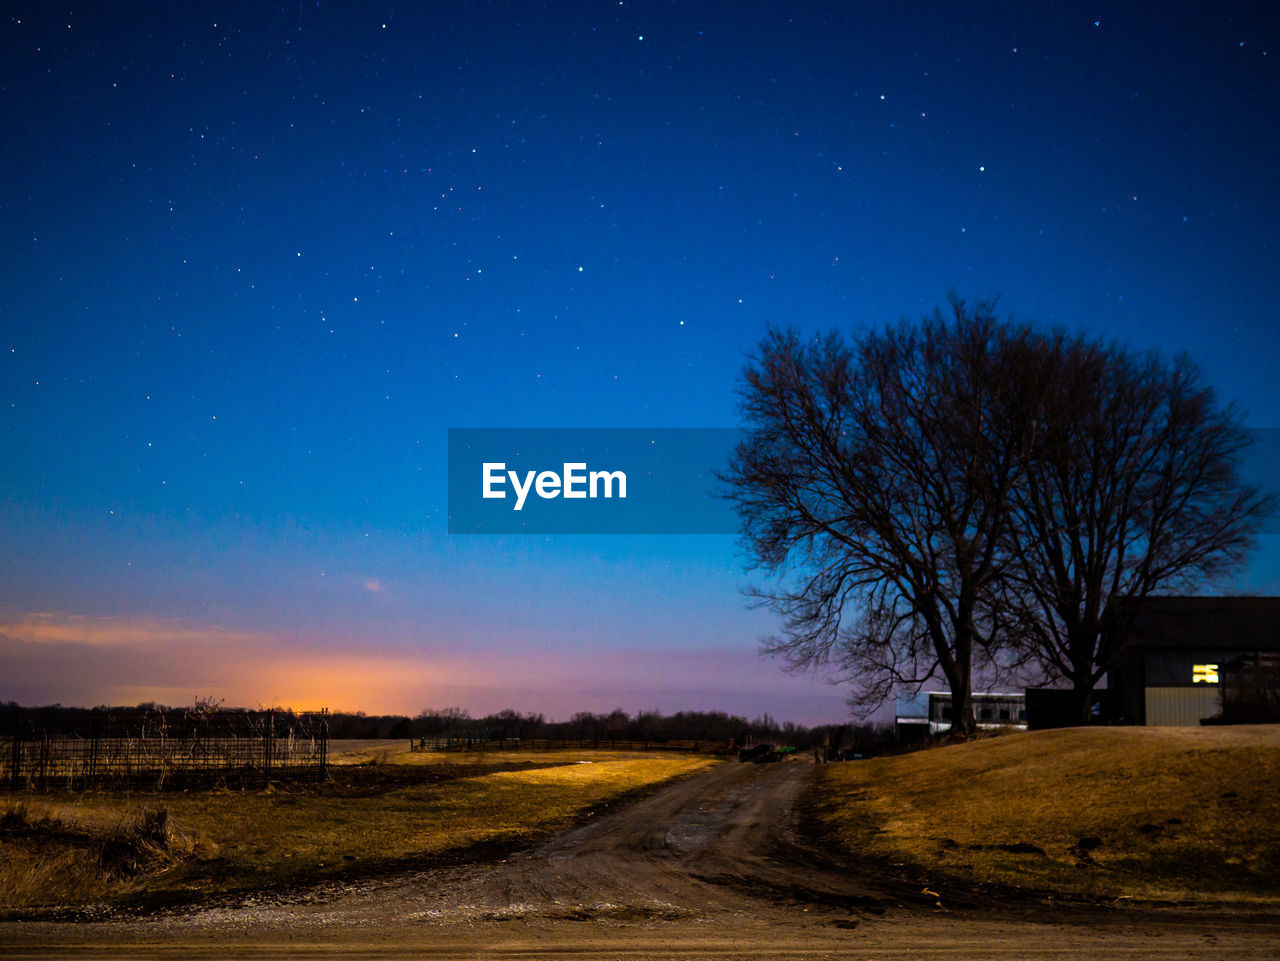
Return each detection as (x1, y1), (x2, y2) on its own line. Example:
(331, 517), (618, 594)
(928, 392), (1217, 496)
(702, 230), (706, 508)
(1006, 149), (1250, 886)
(388, 716), (414, 739)
(751, 712), (778, 732)
(725, 301), (1048, 734)
(570, 711), (604, 739)
(415, 706), (471, 737)
(492, 708), (522, 740)
(1000, 335), (1274, 723)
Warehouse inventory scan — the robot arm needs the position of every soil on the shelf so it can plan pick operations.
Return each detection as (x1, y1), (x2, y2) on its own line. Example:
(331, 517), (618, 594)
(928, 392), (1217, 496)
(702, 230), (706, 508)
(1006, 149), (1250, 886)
(4, 759), (1279, 959)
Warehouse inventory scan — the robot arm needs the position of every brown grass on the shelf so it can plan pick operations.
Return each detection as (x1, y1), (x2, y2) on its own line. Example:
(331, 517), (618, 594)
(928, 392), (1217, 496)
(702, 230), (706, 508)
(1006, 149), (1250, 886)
(0, 751), (714, 914)
(326, 740), (681, 768)
(0, 801), (191, 909)
(806, 726), (1280, 903)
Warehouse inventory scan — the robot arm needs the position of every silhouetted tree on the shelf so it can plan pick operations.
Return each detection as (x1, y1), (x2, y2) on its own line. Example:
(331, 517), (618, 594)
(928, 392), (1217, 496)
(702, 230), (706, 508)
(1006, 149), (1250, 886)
(1000, 335), (1274, 722)
(725, 301), (1048, 734)
(415, 706), (471, 737)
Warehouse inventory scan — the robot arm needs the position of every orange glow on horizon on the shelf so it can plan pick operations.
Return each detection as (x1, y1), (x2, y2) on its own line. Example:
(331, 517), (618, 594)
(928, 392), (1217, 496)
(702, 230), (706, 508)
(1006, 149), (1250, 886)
(0, 610), (461, 715)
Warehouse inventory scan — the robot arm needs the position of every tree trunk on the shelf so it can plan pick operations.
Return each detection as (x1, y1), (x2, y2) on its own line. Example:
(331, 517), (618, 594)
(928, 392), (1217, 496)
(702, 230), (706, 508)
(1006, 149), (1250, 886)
(944, 658), (976, 736)
(1073, 684), (1093, 726)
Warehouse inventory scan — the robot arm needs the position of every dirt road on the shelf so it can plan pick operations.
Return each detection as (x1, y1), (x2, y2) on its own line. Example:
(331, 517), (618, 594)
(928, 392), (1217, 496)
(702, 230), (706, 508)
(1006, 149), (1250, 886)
(5, 760), (1280, 959)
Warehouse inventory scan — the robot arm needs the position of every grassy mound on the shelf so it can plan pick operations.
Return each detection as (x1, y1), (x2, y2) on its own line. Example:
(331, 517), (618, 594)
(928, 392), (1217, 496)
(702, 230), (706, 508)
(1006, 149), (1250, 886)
(806, 726), (1280, 903)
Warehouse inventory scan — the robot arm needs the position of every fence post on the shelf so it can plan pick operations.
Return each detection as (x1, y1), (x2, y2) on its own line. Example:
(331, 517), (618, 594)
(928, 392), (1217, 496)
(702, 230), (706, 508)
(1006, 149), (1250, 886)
(264, 709), (274, 787)
(318, 709), (328, 778)
(89, 711), (99, 782)
(10, 712), (21, 789)
(38, 728), (50, 787)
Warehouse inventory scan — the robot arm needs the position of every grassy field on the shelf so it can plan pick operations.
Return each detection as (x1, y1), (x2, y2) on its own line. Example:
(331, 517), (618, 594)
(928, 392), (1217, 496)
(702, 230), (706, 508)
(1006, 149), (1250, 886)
(805, 725), (1280, 903)
(324, 739), (676, 768)
(0, 747), (715, 915)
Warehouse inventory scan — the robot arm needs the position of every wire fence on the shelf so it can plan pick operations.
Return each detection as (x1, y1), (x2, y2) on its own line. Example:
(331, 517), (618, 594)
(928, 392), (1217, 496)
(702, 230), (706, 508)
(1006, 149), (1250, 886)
(1, 707), (328, 790)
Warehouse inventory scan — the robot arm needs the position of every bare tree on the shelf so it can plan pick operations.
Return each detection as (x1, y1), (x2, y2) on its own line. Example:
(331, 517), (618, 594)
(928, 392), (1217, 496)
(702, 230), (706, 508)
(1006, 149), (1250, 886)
(415, 706), (471, 737)
(1001, 336), (1274, 723)
(724, 301), (1046, 734)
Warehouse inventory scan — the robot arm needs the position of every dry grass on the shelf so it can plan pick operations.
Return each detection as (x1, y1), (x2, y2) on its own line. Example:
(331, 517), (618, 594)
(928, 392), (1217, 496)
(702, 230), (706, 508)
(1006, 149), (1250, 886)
(807, 726), (1280, 903)
(0, 801), (192, 909)
(0, 751), (713, 913)
(326, 739), (669, 768)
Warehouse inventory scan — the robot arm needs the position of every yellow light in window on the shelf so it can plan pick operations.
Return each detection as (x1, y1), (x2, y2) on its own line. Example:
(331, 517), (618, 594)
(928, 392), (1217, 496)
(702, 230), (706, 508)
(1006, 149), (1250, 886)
(1192, 663), (1219, 684)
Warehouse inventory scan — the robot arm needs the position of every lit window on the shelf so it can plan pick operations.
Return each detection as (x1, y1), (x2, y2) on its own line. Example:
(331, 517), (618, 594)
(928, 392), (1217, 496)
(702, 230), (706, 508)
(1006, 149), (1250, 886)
(1192, 664), (1219, 684)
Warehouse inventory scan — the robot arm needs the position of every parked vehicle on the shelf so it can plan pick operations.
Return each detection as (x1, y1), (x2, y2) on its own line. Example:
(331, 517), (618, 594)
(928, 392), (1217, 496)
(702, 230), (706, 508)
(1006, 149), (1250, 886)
(737, 743), (776, 762)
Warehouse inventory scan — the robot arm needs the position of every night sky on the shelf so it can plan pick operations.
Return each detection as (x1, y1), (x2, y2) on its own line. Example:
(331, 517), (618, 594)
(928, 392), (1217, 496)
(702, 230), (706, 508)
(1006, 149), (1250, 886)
(2, 2), (1278, 724)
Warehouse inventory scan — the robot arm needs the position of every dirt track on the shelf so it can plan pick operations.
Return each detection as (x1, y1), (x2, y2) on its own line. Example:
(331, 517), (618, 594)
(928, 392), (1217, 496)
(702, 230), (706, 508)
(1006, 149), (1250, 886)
(5, 759), (1280, 959)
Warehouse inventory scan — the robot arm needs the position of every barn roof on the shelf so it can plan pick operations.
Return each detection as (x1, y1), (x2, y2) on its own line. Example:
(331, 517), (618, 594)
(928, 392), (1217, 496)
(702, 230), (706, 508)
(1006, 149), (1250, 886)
(1123, 596), (1280, 651)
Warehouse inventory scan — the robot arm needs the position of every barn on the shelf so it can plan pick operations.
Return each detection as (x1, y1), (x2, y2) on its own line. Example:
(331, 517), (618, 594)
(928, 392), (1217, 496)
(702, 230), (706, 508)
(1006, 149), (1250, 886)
(895, 690), (1028, 740)
(1107, 596), (1280, 726)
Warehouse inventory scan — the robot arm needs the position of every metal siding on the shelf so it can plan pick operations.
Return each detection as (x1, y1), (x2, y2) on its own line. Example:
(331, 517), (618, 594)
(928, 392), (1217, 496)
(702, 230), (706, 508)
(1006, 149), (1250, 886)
(1144, 686), (1221, 726)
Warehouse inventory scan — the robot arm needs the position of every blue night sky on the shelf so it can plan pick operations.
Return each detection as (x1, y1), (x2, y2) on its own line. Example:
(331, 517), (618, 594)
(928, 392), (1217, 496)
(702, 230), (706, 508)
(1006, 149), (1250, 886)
(2, 2), (1278, 723)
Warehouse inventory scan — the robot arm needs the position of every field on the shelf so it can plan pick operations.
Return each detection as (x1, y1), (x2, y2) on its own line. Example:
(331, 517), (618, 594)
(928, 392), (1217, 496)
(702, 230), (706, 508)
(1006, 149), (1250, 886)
(0, 742), (715, 915)
(804, 725), (1280, 902)
(6, 735), (1280, 960)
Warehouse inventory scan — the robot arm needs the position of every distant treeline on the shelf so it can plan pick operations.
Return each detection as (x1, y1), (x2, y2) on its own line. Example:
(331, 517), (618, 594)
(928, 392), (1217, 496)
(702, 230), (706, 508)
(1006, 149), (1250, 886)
(0, 702), (896, 755)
